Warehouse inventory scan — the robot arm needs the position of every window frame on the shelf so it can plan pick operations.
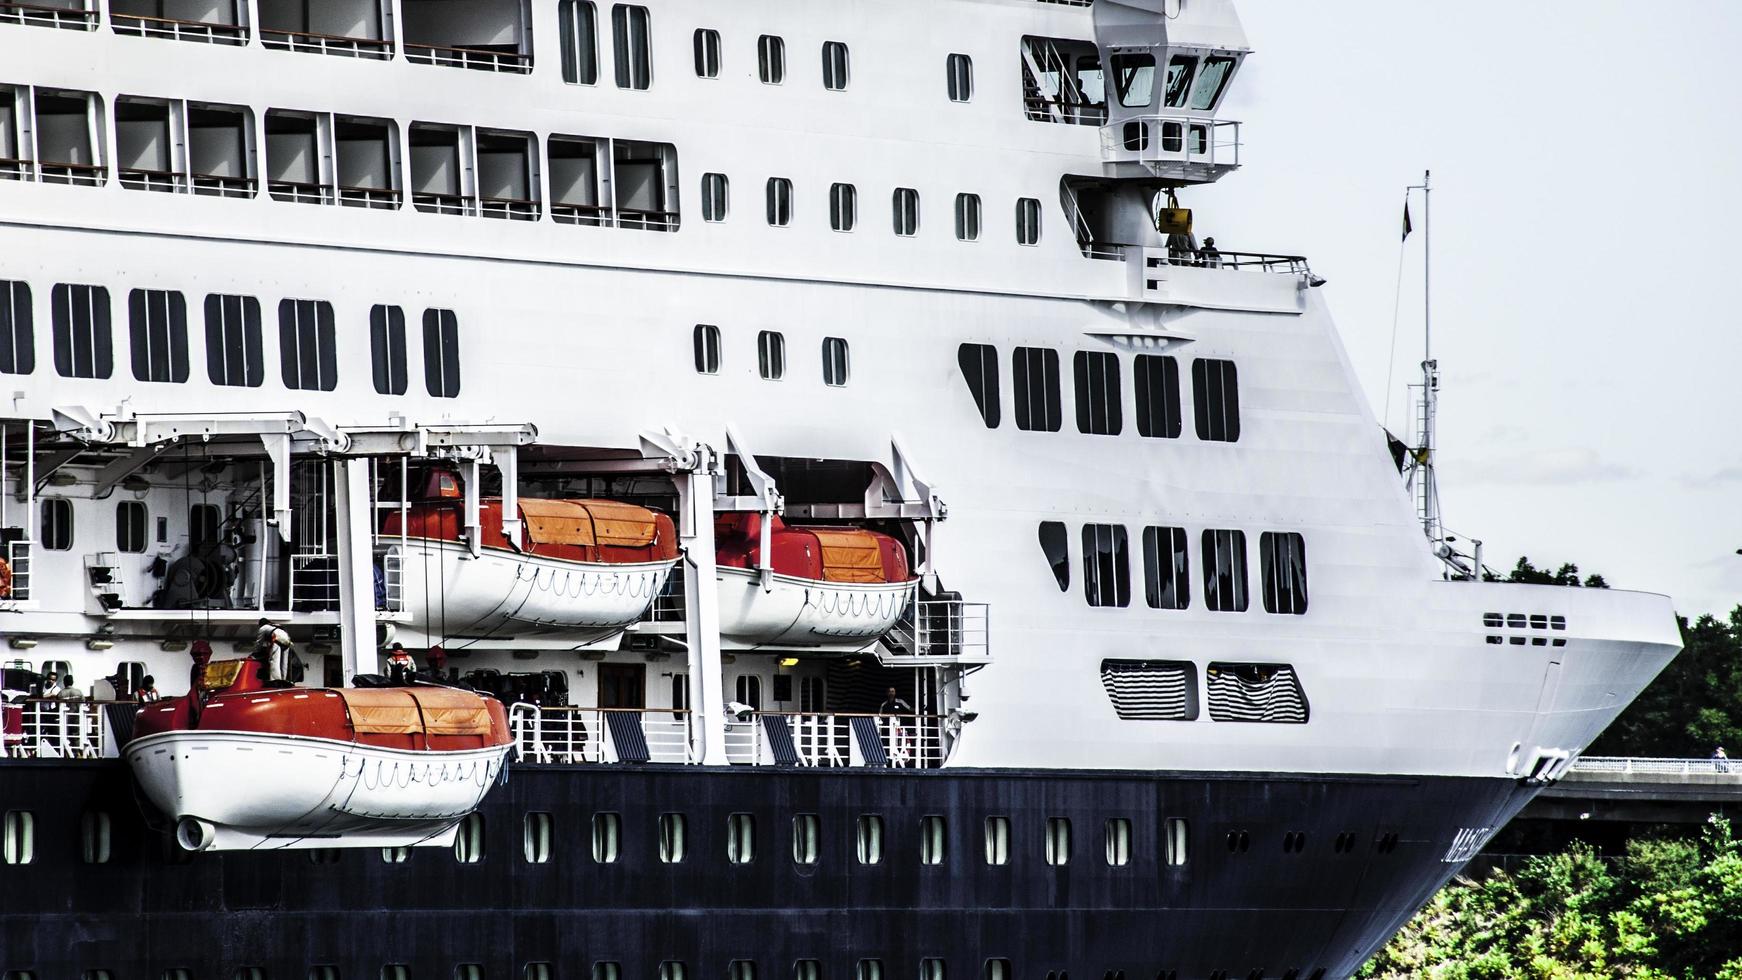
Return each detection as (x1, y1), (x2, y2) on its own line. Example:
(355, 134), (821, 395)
(821, 336), (850, 387)
(422, 307), (461, 398)
(693, 28), (721, 79)
(204, 293), (263, 388)
(1141, 525), (1191, 610)
(855, 813), (883, 865)
(757, 330), (786, 381)
(1259, 531), (1308, 615)
(610, 4), (653, 90)
(1135, 354), (1182, 439)
(829, 182), (857, 232)
(0, 280), (33, 376)
(1011, 347), (1061, 432)
(1015, 197), (1042, 246)
(559, 0), (600, 85)
(369, 304), (407, 396)
(1037, 520), (1069, 592)
(40, 497), (73, 551)
(1202, 528), (1250, 613)
(892, 187), (920, 237)
(954, 192), (981, 242)
(946, 53), (974, 103)
(821, 40), (850, 91)
(758, 34), (786, 84)
(277, 298), (337, 392)
(125, 288), (188, 384)
(115, 500), (148, 554)
(1192, 357), (1241, 443)
(1082, 523), (1131, 608)
(693, 324), (721, 375)
(1072, 349), (1122, 436)
(766, 176), (793, 227)
(701, 172), (729, 222)
(956, 342), (1000, 429)
(50, 282), (113, 380)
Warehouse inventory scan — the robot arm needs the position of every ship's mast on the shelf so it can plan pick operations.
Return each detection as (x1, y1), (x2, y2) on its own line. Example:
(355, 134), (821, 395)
(1404, 171), (1444, 550)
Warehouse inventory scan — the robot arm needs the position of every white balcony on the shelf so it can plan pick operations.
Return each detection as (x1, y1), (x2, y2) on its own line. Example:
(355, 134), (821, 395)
(1101, 115), (1241, 183)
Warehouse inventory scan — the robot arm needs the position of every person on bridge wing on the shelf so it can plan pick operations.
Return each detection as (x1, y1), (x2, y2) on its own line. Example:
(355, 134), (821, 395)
(385, 643), (416, 685)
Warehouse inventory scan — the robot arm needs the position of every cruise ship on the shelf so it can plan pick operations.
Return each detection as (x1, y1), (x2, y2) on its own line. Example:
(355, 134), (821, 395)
(0, 0), (1681, 977)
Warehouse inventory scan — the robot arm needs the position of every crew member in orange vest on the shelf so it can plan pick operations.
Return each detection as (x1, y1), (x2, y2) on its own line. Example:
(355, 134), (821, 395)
(386, 643), (415, 685)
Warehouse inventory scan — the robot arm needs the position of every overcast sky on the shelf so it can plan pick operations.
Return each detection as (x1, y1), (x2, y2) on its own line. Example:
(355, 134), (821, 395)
(1191, 1), (1742, 618)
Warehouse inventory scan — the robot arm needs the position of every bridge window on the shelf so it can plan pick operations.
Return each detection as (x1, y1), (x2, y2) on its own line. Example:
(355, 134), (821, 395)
(422, 308), (461, 398)
(1073, 350), (1121, 436)
(1037, 521), (1069, 591)
(611, 4), (652, 89)
(892, 187), (920, 237)
(947, 53), (973, 102)
(591, 812), (621, 863)
(694, 28), (721, 78)
(1015, 198), (1041, 246)
(758, 34), (786, 84)
(0, 280), (31, 375)
(1202, 529), (1248, 612)
(1112, 53), (1156, 108)
(830, 182), (857, 232)
(1191, 56), (1237, 111)
(1259, 532), (1308, 615)
(1044, 816), (1071, 865)
(1082, 523), (1130, 608)
(1192, 358), (1240, 442)
(856, 814), (883, 864)
(369, 305), (407, 395)
(766, 177), (793, 227)
(758, 330), (785, 380)
(726, 812), (755, 864)
(51, 283), (113, 379)
(1135, 354), (1182, 438)
(701, 172), (728, 222)
(1142, 525), (1190, 610)
(957, 343), (999, 428)
(658, 812), (686, 863)
(955, 193), (981, 242)
(205, 294), (263, 387)
(1012, 347), (1061, 432)
(983, 816), (1010, 865)
(115, 501), (147, 554)
(128, 289), (189, 384)
(559, 0), (599, 84)
(1104, 818), (1132, 866)
(822, 41), (850, 91)
(822, 337), (850, 387)
(278, 299), (337, 391)
(919, 814), (946, 865)
(791, 813), (820, 864)
(1163, 55), (1196, 108)
(693, 324), (721, 375)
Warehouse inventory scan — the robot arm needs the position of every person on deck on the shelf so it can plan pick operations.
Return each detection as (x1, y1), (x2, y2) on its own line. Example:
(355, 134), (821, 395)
(253, 618), (294, 684)
(138, 676), (161, 703)
(878, 687), (912, 717)
(1199, 236), (1222, 268)
(386, 643), (416, 685)
(57, 674), (83, 701)
(877, 687), (915, 765)
(38, 673), (61, 699)
(424, 645), (449, 683)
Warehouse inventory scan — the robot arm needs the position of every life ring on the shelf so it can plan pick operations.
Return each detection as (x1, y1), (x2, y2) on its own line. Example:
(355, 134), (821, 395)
(0, 558), (10, 599)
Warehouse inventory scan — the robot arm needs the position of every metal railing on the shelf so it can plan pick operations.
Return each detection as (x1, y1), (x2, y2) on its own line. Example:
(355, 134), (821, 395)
(5, 540), (32, 602)
(1144, 248), (1312, 275)
(191, 173), (256, 198)
(268, 180), (333, 205)
(509, 705), (945, 769)
(412, 192), (476, 216)
(551, 202), (613, 227)
(338, 185), (402, 210)
(0, 157), (32, 180)
(377, 549), (403, 613)
(119, 168), (185, 193)
(0, 0), (96, 29)
(38, 162), (106, 186)
(887, 600), (991, 662)
(480, 196), (541, 221)
(1, 700), (108, 759)
(289, 552), (340, 611)
(509, 705), (694, 765)
(110, 11), (247, 44)
(1101, 116), (1242, 176)
(405, 41), (532, 74)
(617, 208), (679, 232)
(1571, 756), (1742, 777)
(260, 27), (393, 59)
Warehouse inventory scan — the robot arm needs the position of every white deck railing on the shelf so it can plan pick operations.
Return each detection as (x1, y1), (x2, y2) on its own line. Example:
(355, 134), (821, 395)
(1570, 756), (1740, 777)
(1, 700), (110, 759)
(511, 705), (946, 769)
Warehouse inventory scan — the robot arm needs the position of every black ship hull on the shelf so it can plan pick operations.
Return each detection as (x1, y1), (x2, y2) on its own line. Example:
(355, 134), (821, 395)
(0, 761), (1537, 980)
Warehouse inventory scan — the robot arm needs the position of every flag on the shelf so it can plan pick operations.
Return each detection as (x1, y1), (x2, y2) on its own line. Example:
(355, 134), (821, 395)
(1402, 202), (1414, 241)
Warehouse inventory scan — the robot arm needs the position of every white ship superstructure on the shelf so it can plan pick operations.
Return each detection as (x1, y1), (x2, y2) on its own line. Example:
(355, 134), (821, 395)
(0, 1), (1680, 978)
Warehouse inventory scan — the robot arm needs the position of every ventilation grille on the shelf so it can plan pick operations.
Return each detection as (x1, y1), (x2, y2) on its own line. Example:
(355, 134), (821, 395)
(1206, 663), (1309, 724)
(1099, 660), (1198, 721)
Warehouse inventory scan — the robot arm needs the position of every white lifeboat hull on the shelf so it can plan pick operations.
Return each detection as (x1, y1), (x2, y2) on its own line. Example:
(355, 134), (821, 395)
(716, 566), (917, 652)
(125, 729), (510, 851)
(391, 540), (675, 646)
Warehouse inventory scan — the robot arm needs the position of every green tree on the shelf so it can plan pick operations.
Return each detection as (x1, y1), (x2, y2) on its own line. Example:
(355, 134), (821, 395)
(1590, 607), (1742, 758)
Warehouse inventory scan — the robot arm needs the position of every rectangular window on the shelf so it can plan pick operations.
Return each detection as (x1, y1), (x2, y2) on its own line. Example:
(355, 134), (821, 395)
(919, 815), (946, 866)
(1073, 350), (1121, 435)
(611, 4), (652, 89)
(766, 177), (793, 227)
(1192, 358), (1240, 443)
(422, 308), (461, 398)
(693, 324), (720, 375)
(41, 498), (72, 551)
(829, 182), (856, 232)
(693, 28), (721, 78)
(382, 846), (409, 863)
(190, 504), (221, 547)
(453, 812), (484, 863)
(1134, 354), (1182, 439)
(1012, 347), (1061, 432)
(1260, 531), (1308, 615)
(659, 964), (686, 980)
(51, 283), (113, 379)
(727, 812), (755, 864)
(954, 193), (981, 242)
(729, 965), (755, 980)
(856, 964), (882, 980)
(127, 289), (189, 383)
(791, 813), (819, 865)
(277, 299), (337, 391)
(821, 337), (849, 387)
(1082, 523), (1130, 608)
(592, 812), (621, 863)
(1099, 659), (1199, 721)
(560, 0), (599, 84)
(1044, 817), (1071, 866)
(1164, 55), (1197, 108)
(1202, 528), (1249, 612)
(3, 810), (33, 864)
(701, 172), (729, 222)
(946, 54), (973, 102)
(658, 812), (686, 863)
(115, 501), (147, 554)
(1190, 56), (1237, 110)
(1112, 53), (1157, 107)
(1141, 525), (1190, 610)
(0, 280), (33, 375)
(1104, 818), (1132, 866)
(1206, 662), (1309, 723)
(794, 963), (820, 980)
(204, 294), (263, 387)
(1038, 521), (1070, 591)
(370, 305), (407, 395)
(822, 41), (850, 91)
(920, 962), (944, 980)
(855, 814), (883, 865)
(983, 816), (1009, 866)
(78, 810), (111, 865)
(523, 812), (552, 863)
(892, 187), (919, 236)
(957, 343), (999, 429)
(758, 35), (785, 84)
(1015, 198), (1041, 246)
(757, 330), (785, 380)
(1164, 817), (1189, 867)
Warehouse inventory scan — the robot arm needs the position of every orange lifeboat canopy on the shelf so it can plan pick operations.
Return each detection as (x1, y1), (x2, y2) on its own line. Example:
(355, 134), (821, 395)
(715, 513), (911, 584)
(383, 496), (678, 565)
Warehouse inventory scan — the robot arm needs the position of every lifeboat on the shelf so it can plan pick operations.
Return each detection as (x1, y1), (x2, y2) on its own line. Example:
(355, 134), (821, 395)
(714, 513), (918, 652)
(127, 658), (512, 852)
(383, 468), (679, 646)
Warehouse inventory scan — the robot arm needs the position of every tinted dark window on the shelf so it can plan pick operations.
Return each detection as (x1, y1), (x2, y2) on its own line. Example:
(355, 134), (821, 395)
(1202, 528), (1248, 612)
(41, 498), (72, 551)
(1073, 350), (1121, 436)
(127, 289), (189, 383)
(1015, 198), (1041, 246)
(1142, 525), (1190, 609)
(1083, 523), (1130, 607)
(422, 308), (460, 398)
(50, 283), (113, 379)
(0, 280), (34, 375)
(830, 183), (856, 232)
(1135, 354), (1182, 439)
(115, 501), (147, 554)
(757, 331), (785, 381)
(946, 53), (973, 102)
(611, 4), (651, 90)
(1192, 358), (1240, 442)
(1038, 521), (1069, 591)
(203, 294), (263, 387)
(560, 0), (599, 84)
(694, 28), (721, 78)
(957, 343), (999, 428)
(766, 177), (793, 227)
(758, 35), (785, 84)
(277, 299), (337, 391)
(1260, 531), (1308, 615)
(190, 504), (221, 547)
(693, 324), (720, 375)
(701, 173), (728, 222)
(822, 337), (849, 387)
(821, 41), (850, 91)
(369, 305), (407, 395)
(892, 187), (919, 236)
(1012, 347), (1061, 432)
